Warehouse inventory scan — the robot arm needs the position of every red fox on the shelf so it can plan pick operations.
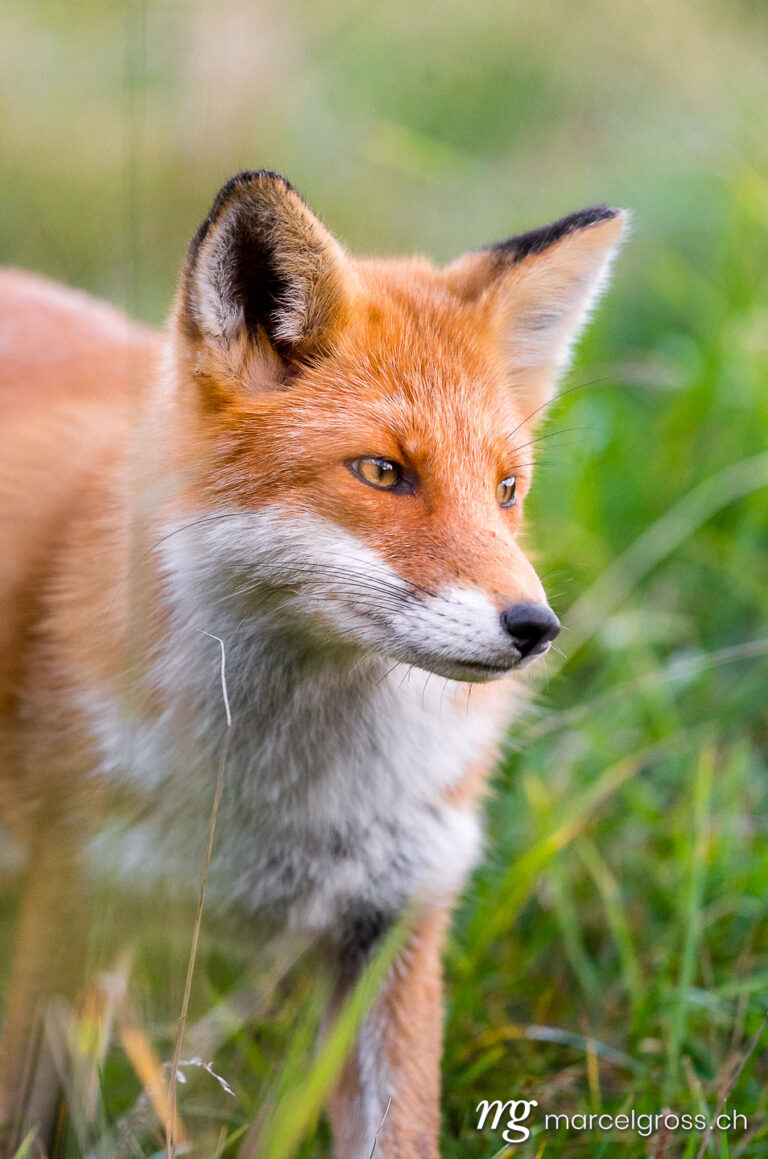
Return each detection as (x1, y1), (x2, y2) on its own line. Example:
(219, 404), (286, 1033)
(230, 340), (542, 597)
(0, 171), (624, 1157)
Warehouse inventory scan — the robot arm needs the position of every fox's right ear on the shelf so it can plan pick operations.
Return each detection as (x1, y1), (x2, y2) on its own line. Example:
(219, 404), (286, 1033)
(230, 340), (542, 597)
(175, 170), (351, 390)
(445, 206), (626, 419)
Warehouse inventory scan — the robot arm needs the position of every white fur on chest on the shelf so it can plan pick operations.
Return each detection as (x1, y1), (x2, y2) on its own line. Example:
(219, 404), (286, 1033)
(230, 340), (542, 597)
(86, 507), (513, 937)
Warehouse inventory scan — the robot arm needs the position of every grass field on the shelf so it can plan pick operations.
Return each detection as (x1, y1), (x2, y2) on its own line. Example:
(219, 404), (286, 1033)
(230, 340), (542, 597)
(2, 0), (768, 1156)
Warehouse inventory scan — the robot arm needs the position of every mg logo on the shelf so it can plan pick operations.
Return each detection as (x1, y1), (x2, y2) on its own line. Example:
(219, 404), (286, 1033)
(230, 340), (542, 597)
(475, 1098), (539, 1143)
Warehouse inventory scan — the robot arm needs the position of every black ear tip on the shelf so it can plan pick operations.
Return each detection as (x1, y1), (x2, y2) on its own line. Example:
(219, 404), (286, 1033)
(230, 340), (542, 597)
(571, 204), (622, 225)
(486, 204), (626, 266)
(215, 169), (296, 203)
(206, 169), (296, 224)
(186, 170), (298, 272)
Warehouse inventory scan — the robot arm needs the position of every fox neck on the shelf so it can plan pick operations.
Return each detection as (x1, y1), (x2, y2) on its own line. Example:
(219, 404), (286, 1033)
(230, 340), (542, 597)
(136, 507), (508, 793)
(93, 549), (505, 917)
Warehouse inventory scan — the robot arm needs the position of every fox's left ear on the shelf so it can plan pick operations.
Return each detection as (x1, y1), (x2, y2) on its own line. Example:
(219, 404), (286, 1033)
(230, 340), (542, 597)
(174, 170), (351, 394)
(447, 206), (627, 415)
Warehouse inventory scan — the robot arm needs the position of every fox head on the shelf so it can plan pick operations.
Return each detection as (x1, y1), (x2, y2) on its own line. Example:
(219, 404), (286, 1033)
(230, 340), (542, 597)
(167, 170), (624, 682)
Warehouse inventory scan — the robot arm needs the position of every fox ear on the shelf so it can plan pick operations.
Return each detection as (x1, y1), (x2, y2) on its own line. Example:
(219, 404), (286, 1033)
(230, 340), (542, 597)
(177, 170), (350, 386)
(447, 206), (626, 416)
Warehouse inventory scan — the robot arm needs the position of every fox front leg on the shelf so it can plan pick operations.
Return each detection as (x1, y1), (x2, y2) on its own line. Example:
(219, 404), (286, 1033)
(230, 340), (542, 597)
(327, 906), (449, 1159)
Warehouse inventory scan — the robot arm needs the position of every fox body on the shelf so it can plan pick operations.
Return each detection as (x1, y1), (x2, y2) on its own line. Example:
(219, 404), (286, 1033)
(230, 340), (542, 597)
(0, 172), (623, 1157)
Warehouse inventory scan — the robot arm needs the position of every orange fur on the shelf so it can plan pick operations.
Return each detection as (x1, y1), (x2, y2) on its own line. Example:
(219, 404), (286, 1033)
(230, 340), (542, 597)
(0, 173), (624, 1157)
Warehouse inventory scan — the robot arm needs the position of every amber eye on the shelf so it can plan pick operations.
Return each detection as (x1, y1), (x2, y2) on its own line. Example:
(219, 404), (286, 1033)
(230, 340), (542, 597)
(348, 457), (410, 492)
(497, 475), (517, 507)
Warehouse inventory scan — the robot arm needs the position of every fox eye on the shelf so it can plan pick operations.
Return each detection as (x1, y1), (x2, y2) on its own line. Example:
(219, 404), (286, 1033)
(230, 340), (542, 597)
(347, 457), (413, 493)
(497, 475), (517, 507)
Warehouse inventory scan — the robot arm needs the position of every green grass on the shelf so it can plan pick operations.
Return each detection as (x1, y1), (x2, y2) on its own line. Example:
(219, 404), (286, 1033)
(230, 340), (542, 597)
(2, 0), (768, 1156)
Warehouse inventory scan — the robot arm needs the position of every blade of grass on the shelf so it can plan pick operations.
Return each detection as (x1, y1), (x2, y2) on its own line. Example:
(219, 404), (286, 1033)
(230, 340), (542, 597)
(117, 1010), (183, 1150)
(548, 853), (600, 1003)
(244, 912), (411, 1159)
(695, 1011), (768, 1159)
(463, 1022), (640, 1073)
(665, 745), (714, 1100)
(167, 631), (232, 1159)
(549, 452), (768, 674)
(518, 639), (768, 748)
(714, 974), (768, 1001)
(576, 836), (643, 1020)
(9, 1132), (38, 1159)
(519, 776), (600, 1002)
(461, 735), (698, 972)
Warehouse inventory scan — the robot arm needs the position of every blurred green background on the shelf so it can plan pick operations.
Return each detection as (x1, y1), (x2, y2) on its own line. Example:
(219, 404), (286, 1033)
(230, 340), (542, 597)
(2, 1), (768, 1156)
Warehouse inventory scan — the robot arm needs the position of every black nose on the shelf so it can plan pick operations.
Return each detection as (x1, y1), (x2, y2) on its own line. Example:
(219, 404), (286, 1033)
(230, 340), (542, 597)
(500, 602), (560, 659)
